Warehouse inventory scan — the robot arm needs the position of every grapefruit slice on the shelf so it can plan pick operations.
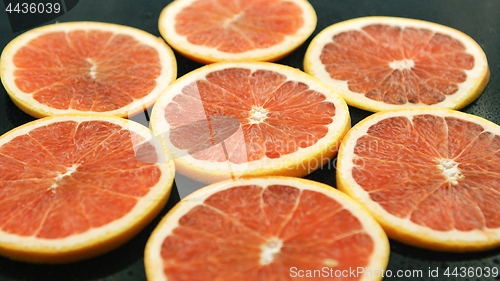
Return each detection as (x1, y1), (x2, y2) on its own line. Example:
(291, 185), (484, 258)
(158, 0), (317, 63)
(304, 17), (490, 112)
(145, 176), (390, 281)
(149, 62), (350, 184)
(0, 21), (177, 118)
(0, 114), (174, 263)
(337, 107), (500, 252)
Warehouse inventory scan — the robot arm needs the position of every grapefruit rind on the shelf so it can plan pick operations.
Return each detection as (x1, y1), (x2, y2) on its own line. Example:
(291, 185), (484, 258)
(0, 114), (175, 263)
(304, 16), (490, 112)
(158, 0), (318, 63)
(144, 176), (390, 281)
(0, 21), (177, 118)
(149, 61), (351, 184)
(337, 107), (500, 252)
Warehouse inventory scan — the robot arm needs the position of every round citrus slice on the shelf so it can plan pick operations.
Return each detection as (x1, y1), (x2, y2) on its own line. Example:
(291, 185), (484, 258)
(145, 176), (389, 281)
(0, 114), (174, 263)
(149, 62), (350, 184)
(304, 17), (490, 112)
(337, 107), (500, 252)
(0, 21), (177, 118)
(158, 0), (317, 63)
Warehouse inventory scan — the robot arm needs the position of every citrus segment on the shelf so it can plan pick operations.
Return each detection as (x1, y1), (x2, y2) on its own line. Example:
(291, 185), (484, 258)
(304, 17), (489, 112)
(145, 177), (389, 281)
(0, 22), (177, 118)
(150, 62), (350, 183)
(0, 114), (174, 263)
(158, 0), (317, 63)
(337, 108), (500, 251)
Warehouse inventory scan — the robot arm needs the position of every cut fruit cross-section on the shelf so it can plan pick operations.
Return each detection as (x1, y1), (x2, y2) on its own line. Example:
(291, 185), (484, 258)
(337, 107), (500, 252)
(0, 114), (174, 263)
(150, 62), (350, 184)
(0, 21), (177, 118)
(158, 0), (317, 63)
(145, 176), (390, 281)
(304, 17), (490, 112)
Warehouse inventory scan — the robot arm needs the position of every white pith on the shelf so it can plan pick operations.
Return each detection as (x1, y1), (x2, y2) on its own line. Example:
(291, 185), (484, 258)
(389, 58), (415, 70)
(260, 237), (283, 265)
(437, 158), (463, 185)
(324, 258), (339, 267)
(49, 164), (80, 193)
(86, 58), (97, 79)
(248, 106), (269, 124)
(223, 13), (243, 29)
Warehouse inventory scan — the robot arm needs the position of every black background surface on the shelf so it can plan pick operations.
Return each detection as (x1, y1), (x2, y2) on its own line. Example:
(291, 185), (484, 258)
(1, 0), (500, 280)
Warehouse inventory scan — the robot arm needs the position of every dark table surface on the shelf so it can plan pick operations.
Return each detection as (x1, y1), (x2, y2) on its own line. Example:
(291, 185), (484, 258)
(1, 0), (500, 280)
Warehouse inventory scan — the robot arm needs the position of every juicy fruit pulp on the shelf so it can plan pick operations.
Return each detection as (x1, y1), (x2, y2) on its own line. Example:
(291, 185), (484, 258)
(159, 0), (317, 63)
(305, 17), (490, 112)
(12, 30), (161, 112)
(320, 24), (474, 105)
(145, 178), (389, 281)
(174, 0), (304, 53)
(151, 62), (351, 183)
(352, 113), (500, 231)
(0, 119), (160, 238)
(164, 67), (337, 163)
